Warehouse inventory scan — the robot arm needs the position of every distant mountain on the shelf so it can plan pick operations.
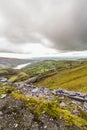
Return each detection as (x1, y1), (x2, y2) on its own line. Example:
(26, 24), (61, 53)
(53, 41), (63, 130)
(0, 57), (33, 69)
(0, 57), (51, 69)
(0, 56), (86, 70)
(0, 57), (31, 65)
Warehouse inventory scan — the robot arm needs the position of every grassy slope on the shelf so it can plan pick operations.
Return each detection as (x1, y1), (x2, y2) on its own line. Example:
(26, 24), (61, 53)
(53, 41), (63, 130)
(36, 64), (87, 93)
(8, 60), (87, 85)
(0, 69), (18, 77)
(9, 60), (79, 82)
(0, 69), (8, 75)
(23, 60), (86, 77)
(8, 72), (29, 82)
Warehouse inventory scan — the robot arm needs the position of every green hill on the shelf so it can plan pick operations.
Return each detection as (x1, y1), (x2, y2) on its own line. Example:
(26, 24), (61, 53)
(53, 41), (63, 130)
(0, 69), (17, 77)
(3, 59), (87, 93)
(8, 72), (29, 83)
(35, 64), (87, 93)
(23, 60), (86, 76)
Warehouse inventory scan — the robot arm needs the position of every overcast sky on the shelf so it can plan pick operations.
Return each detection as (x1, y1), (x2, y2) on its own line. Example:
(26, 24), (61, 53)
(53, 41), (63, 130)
(0, 0), (87, 58)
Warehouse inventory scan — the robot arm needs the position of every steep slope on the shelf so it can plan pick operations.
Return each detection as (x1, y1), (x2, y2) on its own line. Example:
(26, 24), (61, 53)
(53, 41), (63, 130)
(36, 64), (87, 93)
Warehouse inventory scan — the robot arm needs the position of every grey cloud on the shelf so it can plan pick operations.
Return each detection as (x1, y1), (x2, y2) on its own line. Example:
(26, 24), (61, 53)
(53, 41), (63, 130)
(0, 0), (87, 52)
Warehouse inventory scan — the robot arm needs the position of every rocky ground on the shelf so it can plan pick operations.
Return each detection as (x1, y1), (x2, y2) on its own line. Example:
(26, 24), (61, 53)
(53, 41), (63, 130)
(0, 96), (82, 130)
(0, 77), (87, 130)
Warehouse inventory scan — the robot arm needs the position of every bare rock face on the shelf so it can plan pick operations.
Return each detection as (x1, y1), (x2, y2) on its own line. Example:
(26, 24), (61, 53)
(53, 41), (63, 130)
(0, 96), (34, 130)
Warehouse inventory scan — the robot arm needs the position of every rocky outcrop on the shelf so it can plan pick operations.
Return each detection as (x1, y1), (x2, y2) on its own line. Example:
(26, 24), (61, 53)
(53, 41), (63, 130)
(0, 96), (34, 130)
(0, 77), (87, 129)
(0, 96), (84, 130)
(1, 77), (87, 110)
(14, 83), (53, 100)
(53, 88), (87, 102)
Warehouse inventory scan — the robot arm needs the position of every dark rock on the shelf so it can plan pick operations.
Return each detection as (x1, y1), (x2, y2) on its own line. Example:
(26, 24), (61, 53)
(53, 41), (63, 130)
(0, 96), (34, 130)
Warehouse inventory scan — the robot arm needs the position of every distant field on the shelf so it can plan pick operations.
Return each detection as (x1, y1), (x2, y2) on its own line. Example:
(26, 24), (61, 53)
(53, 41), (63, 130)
(35, 64), (87, 93)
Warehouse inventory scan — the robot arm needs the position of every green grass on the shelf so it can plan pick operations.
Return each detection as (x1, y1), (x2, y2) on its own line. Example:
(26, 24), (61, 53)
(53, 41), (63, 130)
(35, 64), (87, 93)
(0, 69), (8, 75)
(0, 84), (17, 97)
(8, 72), (29, 82)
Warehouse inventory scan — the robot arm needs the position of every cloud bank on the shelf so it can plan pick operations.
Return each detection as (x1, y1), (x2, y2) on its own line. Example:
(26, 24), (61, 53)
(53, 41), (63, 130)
(0, 0), (87, 53)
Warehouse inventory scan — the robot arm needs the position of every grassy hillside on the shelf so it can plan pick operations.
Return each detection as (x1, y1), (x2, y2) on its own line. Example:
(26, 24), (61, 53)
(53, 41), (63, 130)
(23, 60), (86, 77)
(0, 69), (18, 77)
(7, 59), (87, 84)
(8, 72), (29, 82)
(35, 64), (87, 93)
